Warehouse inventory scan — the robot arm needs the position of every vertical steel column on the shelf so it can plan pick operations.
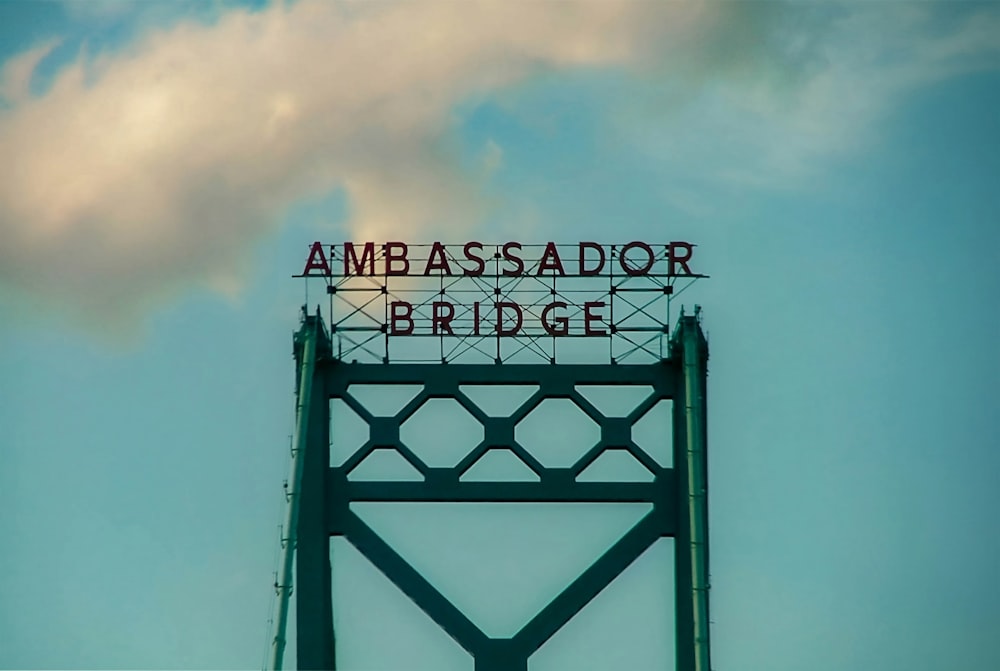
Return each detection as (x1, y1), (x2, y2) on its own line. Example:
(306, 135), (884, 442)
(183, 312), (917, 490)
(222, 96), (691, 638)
(270, 314), (319, 671)
(295, 316), (335, 670)
(672, 313), (711, 671)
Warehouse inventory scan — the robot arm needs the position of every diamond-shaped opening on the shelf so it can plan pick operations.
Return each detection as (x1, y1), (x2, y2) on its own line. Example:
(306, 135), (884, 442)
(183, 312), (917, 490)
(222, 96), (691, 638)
(576, 449), (655, 482)
(528, 539), (673, 671)
(347, 384), (423, 417)
(349, 448), (423, 481)
(631, 400), (672, 467)
(575, 385), (654, 417)
(516, 399), (599, 468)
(330, 538), (473, 671)
(330, 398), (370, 467)
(400, 398), (483, 467)
(461, 449), (540, 482)
(460, 385), (537, 417)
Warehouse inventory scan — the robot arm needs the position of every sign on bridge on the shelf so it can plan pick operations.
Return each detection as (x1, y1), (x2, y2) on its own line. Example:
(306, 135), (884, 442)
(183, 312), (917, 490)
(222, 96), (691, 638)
(295, 242), (706, 363)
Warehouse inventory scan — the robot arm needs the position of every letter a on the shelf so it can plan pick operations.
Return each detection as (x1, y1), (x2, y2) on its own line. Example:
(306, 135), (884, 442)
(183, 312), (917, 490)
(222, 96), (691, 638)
(302, 241), (331, 276)
(536, 242), (566, 276)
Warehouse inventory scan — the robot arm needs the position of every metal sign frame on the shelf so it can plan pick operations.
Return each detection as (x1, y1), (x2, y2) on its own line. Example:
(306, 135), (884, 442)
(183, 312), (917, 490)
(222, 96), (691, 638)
(297, 243), (706, 364)
(272, 306), (711, 671)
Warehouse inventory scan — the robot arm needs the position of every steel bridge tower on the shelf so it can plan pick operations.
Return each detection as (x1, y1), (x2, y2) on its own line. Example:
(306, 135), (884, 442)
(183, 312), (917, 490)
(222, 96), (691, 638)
(271, 308), (710, 670)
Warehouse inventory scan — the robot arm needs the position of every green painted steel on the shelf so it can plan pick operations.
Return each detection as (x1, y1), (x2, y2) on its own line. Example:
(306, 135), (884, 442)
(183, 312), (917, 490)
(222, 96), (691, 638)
(269, 309), (319, 670)
(282, 306), (711, 670)
(672, 311), (711, 671)
(292, 312), (336, 670)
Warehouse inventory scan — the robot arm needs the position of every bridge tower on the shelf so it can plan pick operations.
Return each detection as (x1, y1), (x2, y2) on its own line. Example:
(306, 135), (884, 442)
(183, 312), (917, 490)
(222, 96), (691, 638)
(271, 306), (710, 670)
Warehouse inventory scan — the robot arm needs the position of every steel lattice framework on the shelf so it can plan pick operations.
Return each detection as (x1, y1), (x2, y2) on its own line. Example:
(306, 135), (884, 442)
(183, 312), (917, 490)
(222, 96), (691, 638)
(301, 243), (706, 364)
(274, 307), (711, 671)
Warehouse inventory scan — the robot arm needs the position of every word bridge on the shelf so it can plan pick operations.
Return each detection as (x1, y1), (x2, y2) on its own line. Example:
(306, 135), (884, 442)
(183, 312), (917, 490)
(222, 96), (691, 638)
(295, 242), (706, 364)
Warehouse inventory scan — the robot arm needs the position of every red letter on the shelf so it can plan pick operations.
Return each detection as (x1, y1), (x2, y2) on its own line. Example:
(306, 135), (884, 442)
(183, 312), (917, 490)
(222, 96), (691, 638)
(384, 242), (410, 276)
(502, 242), (524, 277)
(423, 242), (453, 276)
(432, 301), (455, 335)
(473, 301), (481, 336)
(619, 241), (655, 276)
(495, 302), (523, 336)
(579, 242), (605, 276)
(343, 242), (375, 275)
(536, 242), (565, 276)
(301, 241), (331, 276)
(390, 301), (414, 335)
(584, 301), (607, 336)
(541, 302), (568, 336)
(463, 242), (486, 276)
(668, 241), (694, 275)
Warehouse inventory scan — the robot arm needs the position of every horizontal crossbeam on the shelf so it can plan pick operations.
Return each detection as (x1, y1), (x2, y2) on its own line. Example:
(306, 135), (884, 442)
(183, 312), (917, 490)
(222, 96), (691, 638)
(324, 361), (677, 394)
(329, 476), (670, 504)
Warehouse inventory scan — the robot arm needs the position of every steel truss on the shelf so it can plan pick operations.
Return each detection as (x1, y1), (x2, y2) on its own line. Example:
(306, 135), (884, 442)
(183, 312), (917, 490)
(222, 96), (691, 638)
(303, 243), (706, 364)
(278, 306), (711, 671)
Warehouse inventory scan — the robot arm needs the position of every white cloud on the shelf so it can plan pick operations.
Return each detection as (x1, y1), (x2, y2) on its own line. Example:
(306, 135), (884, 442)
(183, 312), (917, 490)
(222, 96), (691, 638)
(0, 1), (997, 328)
(617, 2), (1000, 190)
(0, 0), (708, 328)
(0, 39), (58, 105)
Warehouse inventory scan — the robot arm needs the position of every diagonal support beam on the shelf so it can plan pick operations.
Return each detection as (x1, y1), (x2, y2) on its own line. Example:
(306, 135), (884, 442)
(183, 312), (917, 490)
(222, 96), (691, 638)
(512, 511), (661, 654)
(341, 510), (490, 657)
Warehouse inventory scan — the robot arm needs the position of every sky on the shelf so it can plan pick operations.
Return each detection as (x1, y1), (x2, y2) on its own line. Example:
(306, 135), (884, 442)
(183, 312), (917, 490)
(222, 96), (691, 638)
(1, 0), (999, 669)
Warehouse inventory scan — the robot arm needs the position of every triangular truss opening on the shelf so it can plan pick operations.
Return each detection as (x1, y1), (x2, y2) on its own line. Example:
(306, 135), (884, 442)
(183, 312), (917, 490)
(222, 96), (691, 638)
(349, 448), (424, 481)
(350, 502), (653, 638)
(461, 448), (540, 482)
(460, 385), (539, 417)
(576, 449), (655, 483)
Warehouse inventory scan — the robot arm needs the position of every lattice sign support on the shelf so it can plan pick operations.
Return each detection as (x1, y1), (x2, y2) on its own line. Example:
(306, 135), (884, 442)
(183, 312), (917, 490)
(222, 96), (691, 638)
(295, 242), (707, 365)
(281, 305), (710, 671)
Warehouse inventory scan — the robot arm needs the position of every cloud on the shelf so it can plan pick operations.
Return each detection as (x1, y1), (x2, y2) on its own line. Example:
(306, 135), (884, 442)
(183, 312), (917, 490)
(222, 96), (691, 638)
(0, 39), (59, 105)
(0, 1), (997, 328)
(60, 0), (140, 21)
(614, 2), (1000, 189)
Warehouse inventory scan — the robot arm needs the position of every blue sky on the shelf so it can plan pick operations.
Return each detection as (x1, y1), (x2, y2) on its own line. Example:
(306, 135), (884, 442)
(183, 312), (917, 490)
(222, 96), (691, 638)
(1, 1), (999, 669)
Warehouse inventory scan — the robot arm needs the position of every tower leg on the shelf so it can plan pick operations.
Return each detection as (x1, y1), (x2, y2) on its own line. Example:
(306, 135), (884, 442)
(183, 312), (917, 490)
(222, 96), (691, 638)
(672, 315), (710, 671)
(296, 369), (335, 669)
